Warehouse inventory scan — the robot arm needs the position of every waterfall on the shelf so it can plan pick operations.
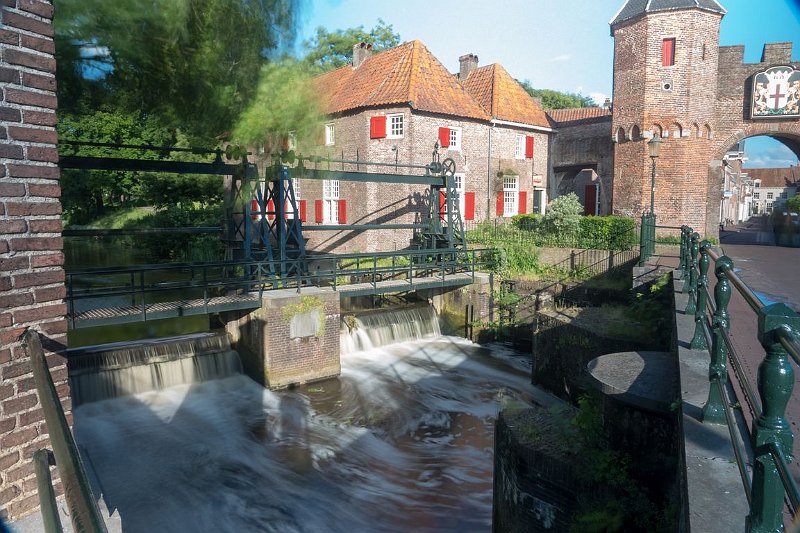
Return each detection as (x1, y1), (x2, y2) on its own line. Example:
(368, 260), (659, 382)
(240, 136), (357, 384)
(68, 333), (242, 407)
(340, 304), (441, 354)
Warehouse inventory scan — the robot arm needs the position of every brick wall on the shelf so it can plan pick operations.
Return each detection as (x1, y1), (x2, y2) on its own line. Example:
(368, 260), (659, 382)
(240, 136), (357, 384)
(300, 107), (551, 253)
(0, 0), (69, 521)
(611, 9), (723, 233)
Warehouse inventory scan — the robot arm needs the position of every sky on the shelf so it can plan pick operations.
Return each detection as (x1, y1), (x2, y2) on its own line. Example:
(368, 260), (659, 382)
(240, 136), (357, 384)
(295, 0), (800, 168)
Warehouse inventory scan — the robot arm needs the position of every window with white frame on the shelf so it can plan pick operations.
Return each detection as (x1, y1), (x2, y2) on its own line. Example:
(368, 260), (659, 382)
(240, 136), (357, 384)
(753, 192), (760, 199)
(515, 135), (525, 159)
(448, 127), (462, 150)
(767, 192), (774, 200)
(767, 201), (773, 212)
(325, 123), (335, 146)
(323, 179), (339, 223)
(286, 178), (301, 219)
(453, 174), (465, 216)
(503, 175), (518, 217)
(387, 113), (404, 138)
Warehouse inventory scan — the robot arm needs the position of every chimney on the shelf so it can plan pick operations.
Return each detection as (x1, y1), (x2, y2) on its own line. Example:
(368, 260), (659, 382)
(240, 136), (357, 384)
(353, 42), (373, 68)
(603, 98), (612, 109)
(459, 53), (479, 80)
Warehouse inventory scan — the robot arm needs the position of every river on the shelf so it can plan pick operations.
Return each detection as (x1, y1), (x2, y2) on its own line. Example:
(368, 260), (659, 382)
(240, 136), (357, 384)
(71, 308), (537, 532)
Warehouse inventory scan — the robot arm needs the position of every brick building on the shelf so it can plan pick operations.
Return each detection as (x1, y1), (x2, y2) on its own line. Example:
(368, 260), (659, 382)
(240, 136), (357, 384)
(746, 164), (800, 215)
(549, 0), (800, 236)
(301, 40), (554, 253)
(0, 0), (70, 522)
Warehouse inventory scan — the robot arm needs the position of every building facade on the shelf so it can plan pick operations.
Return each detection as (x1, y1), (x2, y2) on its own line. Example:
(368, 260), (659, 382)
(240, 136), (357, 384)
(300, 41), (554, 253)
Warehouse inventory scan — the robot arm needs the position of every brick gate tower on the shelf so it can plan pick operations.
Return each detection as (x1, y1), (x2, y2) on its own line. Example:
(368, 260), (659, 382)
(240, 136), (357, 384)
(610, 0), (726, 235)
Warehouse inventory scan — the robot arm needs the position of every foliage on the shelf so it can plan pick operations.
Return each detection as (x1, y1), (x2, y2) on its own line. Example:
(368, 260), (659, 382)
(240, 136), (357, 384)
(232, 60), (322, 149)
(517, 80), (597, 109)
(624, 273), (672, 348)
(578, 216), (637, 250)
(54, 0), (300, 142)
(786, 195), (800, 213)
(542, 193), (583, 234)
(301, 19), (401, 72)
(511, 213), (542, 228)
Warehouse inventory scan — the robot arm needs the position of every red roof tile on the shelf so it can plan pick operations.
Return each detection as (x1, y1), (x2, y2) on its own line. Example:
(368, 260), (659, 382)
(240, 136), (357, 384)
(462, 64), (552, 129)
(312, 40), (490, 121)
(547, 107), (612, 124)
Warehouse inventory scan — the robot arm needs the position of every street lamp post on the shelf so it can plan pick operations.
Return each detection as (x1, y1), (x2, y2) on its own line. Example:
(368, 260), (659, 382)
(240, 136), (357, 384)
(648, 135), (662, 214)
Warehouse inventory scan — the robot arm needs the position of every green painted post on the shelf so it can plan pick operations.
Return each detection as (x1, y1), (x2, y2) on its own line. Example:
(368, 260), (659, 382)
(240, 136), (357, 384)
(747, 303), (799, 533)
(690, 240), (711, 350)
(685, 233), (700, 315)
(678, 226), (688, 272)
(681, 227), (692, 293)
(638, 213), (649, 266)
(702, 255), (732, 424)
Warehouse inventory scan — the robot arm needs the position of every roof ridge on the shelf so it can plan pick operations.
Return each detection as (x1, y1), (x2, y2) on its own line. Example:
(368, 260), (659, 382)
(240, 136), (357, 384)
(408, 40), (421, 108)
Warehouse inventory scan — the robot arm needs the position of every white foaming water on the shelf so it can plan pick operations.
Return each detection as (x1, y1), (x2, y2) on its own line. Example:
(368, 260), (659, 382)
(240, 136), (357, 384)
(340, 305), (441, 354)
(74, 316), (537, 532)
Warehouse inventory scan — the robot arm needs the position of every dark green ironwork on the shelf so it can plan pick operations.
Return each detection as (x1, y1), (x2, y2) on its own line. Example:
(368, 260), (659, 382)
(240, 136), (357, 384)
(59, 155), (242, 176)
(690, 240), (711, 350)
(33, 449), (63, 533)
(681, 227), (692, 293)
(702, 255), (732, 424)
(638, 212), (656, 266)
(685, 233), (700, 315)
(677, 226), (688, 272)
(746, 303), (799, 533)
(24, 330), (108, 533)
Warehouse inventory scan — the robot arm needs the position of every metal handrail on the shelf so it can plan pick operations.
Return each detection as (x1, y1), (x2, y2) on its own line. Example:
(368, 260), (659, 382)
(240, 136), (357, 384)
(25, 330), (107, 533)
(681, 229), (800, 531)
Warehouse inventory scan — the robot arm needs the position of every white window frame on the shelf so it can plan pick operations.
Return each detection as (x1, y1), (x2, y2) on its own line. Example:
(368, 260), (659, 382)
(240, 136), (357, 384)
(753, 192), (760, 200)
(515, 135), (526, 160)
(286, 178), (301, 219)
(448, 127), (462, 151)
(453, 173), (465, 216)
(767, 192), (774, 200)
(323, 179), (339, 224)
(387, 113), (404, 139)
(503, 175), (518, 217)
(325, 123), (335, 146)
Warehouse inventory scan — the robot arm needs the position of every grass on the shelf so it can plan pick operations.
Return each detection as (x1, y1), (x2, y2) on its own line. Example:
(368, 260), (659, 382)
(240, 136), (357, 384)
(67, 207), (153, 229)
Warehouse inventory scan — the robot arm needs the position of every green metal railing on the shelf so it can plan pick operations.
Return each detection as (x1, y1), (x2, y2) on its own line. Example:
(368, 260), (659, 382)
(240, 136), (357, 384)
(678, 228), (800, 531)
(66, 248), (486, 328)
(24, 330), (107, 533)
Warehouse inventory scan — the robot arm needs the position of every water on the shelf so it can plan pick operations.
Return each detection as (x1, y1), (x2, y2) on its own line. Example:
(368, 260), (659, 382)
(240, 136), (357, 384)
(72, 308), (538, 532)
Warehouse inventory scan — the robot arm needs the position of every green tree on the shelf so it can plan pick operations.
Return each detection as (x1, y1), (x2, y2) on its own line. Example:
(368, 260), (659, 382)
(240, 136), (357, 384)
(517, 80), (597, 110)
(54, 0), (301, 143)
(787, 194), (800, 213)
(301, 19), (401, 72)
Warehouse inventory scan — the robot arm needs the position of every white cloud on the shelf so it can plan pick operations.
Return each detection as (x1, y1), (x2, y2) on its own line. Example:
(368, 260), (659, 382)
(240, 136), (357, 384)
(588, 92), (609, 106)
(744, 143), (799, 168)
(548, 54), (570, 63)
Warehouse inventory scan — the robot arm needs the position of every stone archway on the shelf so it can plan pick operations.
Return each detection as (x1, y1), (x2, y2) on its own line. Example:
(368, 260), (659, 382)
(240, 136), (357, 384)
(707, 126), (800, 233)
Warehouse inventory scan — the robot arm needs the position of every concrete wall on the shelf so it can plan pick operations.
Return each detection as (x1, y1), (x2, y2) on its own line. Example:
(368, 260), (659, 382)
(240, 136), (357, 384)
(0, 0), (70, 521)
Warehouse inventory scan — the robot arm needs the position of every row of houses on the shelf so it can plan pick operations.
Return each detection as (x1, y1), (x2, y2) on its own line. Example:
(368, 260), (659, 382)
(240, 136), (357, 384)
(278, 41), (555, 253)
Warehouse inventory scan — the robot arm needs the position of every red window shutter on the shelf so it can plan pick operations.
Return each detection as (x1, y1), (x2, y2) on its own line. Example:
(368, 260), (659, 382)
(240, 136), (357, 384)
(438, 127), (450, 148)
(370, 116), (387, 139)
(662, 38), (675, 66)
(338, 199), (347, 224)
(281, 136), (290, 151)
(496, 192), (504, 216)
(299, 200), (307, 222)
(525, 136), (534, 159)
(266, 199), (275, 221)
(315, 200), (323, 223)
(518, 191), (528, 214)
(250, 199), (260, 221)
(439, 191), (447, 220)
(464, 192), (475, 221)
(584, 185), (597, 216)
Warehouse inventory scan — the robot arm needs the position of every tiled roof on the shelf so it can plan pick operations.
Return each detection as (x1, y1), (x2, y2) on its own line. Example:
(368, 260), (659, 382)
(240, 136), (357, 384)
(312, 40), (490, 121)
(610, 0), (726, 26)
(462, 64), (552, 129)
(547, 107), (612, 124)
(745, 165), (800, 188)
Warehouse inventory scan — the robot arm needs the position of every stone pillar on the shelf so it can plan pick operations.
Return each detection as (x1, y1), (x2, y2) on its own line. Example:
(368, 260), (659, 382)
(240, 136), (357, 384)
(0, 0), (70, 521)
(225, 287), (341, 389)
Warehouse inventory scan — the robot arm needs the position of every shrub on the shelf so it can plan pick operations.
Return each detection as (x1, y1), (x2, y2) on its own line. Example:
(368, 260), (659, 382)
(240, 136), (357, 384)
(511, 213), (541, 230)
(578, 216), (637, 250)
(542, 193), (582, 234)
